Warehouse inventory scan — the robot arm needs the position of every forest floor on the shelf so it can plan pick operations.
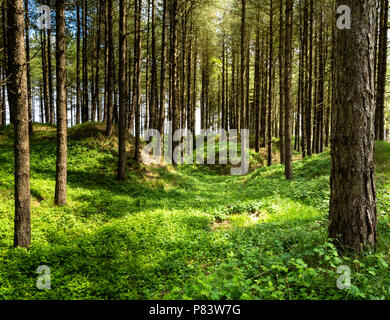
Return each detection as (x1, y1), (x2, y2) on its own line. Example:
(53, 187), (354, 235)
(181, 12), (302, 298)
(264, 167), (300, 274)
(1, 123), (390, 299)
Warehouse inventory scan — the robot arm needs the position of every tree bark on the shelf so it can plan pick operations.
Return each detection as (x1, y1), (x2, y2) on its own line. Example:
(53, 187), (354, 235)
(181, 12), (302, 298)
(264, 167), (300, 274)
(82, 0), (88, 123)
(158, 0), (167, 156)
(7, 0), (31, 248)
(55, 0), (67, 206)
(375, 0), (388, 141)
(284, 0), (293, 180)
(118, 0), (127, 180)
(76, 0), (81, 124)
(105, 0), (114, 136)
(267, 1), (274, 167)
(279, 0), (285, 163)
(24, 0), (32, 134)
(329, 0), (377, 252)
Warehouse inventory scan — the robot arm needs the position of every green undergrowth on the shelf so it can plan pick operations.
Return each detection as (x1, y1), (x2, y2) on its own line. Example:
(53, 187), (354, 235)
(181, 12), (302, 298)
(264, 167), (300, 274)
(0, 123), (390, 300)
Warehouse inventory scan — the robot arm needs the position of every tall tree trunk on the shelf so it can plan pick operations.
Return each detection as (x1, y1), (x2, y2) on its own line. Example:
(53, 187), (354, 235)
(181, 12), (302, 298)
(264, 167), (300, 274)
(150, 0), (158, 130)
(82, 0), (88, 123)
(24, 0), (32, 134)
(254, 15), (261, 153)
(284, 0), (293, 180)
(260, 37), (268, 147)
(46, 1), (54, 125)
(330, 0), (378, 252)
(170, 0), (179, 164)
(158, 0), (168, 156)
(375, 0), (388, 140)
(55, 0), (67, 206)
(7, 0), (31, 248)
(317, 7), (325, 153)
(118, 0), (127, 180)
(93, 0), (103, 122)
(267, 1), (274, 166)
(105, 0), (114, 136)
(145, 0), (151, 131)
(192, 34), (198, 146)
(240, 0), (246, 131)
(76, 0), (81, 124)
(279, 0), (285, 163)
(134, 0), (143, 162)
(301, 0), (308, 158)
(1, 2), (7, 126)
(306, 0), (313, 156)
(41, 30), (49, 124)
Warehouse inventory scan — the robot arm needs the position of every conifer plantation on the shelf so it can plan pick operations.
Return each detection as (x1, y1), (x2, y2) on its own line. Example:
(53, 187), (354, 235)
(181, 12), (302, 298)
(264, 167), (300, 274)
(1, 0), (390, 300)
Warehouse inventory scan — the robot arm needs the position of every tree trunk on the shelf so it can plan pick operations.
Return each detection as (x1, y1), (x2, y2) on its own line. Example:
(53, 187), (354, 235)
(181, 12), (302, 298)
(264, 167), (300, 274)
(46, 1), (54, 125)
(158, 0), (167, 156)
(82, 0), (88, 123)
(150, 0), (158, 130)
(41, 30), (49, 124)
(267, 1), (274, 167)
(1, 3), (7, 126)
(284, 0), (293, 180)
(24, 0), (32, 134)
(7, 0), (31, 248)
(170, 0), (179, 164)
(279, 0), (285, 163)
(254, 15), (261, 153)
(240, 0), (246, 131)
(329, 0), (377, 252)
(118, 0), (127, 180)
(375, 0), (388, 141)
(55, 0), (67, 206)
(306, 0), (313, 156)
(134, 0), (143, 162)
(76, 0), (81, 124)
(92, 0), (103, 122)
(105, 0), (114, 136)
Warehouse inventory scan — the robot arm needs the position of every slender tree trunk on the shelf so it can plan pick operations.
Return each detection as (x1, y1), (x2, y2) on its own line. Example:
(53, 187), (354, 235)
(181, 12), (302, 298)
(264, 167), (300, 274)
(330, 0), (377, 252)
(306, 0), (313, 156)
(55, 0), (67, 206)
(118, 0), (127, 180)
(317, 8), (325, 153)
(267, 1), (274, 166)
(41, 30), (49, 124)
(24, 0), (32, 134)
(375, 0), (388, 140)
(301, 0), (308, 158)
(46, 1), (54, 125)
(192, 34), (198, 145)
(105, 0), (114, 136)
(284, 0), (293, 180)
(7, 0), (31, 248)
(1, 3), (7, 126)
(93, 0), (103, 122)
(240, 0), (246, 131)
(145, 0), (151, 131)
(150, 0), (158, 130)
(279, 0), (285, 163)
(82, 0), (88, 123)
(134, 0), (143, 162)
(260, 38), (268, 147)
(254, 15), (261, 153)
(76, 1), (81, 124)
(170, 0), (179, 164)
(158, 0), (168, 156)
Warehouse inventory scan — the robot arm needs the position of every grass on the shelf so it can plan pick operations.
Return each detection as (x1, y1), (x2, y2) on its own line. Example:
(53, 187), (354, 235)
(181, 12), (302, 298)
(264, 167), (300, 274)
(0, 123), (390, 300)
